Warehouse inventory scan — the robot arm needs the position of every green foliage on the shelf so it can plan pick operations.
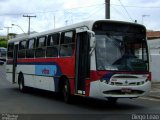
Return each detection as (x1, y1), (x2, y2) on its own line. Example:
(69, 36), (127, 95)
(0, 38), (7, 48)
(8, 33), (16, 36)
(0, 38), (7, 41)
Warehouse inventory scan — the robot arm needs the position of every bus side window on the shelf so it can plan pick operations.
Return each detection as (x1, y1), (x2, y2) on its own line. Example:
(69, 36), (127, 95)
(7, 43), (14, 59)
(60, 31), (75, 57)
(46, 33), (59, 57)
(18, 40), (26, 58)
(26, 38), (35, 58)
(35, 36), (46, 58)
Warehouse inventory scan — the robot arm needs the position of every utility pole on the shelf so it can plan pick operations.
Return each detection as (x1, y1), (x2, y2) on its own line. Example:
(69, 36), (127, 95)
(4, 27), (12, 40)
(54, 16), (55, 29)
(23, 15), (36, 35)
(105, 0), (110, 19)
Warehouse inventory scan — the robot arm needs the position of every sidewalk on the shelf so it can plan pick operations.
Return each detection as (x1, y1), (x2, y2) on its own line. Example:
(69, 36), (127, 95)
(148, 82), (160, 99)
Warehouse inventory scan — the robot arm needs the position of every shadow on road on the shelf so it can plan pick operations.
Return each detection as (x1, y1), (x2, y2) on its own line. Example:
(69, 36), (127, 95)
(11, 87), (145, 111)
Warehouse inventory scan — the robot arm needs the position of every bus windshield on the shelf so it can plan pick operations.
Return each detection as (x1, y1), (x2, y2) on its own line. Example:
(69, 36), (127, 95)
(93, 22), (149, 72)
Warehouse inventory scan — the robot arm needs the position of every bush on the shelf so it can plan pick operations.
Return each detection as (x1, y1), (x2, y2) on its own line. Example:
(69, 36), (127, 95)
(0, 39), (7, 48)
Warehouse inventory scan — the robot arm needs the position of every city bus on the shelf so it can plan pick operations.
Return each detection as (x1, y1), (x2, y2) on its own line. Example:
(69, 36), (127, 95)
(6, 20), (151, 103)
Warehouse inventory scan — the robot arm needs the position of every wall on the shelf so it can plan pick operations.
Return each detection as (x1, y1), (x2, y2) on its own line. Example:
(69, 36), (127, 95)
(148, 39), (160, 82)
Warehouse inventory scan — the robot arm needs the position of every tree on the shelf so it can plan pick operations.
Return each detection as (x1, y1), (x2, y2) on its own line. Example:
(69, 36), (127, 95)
(8, 33), (17, 39)
(0, 38), (7, 48)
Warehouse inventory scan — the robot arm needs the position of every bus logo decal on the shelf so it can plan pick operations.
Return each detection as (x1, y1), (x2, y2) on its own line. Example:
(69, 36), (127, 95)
(35, 65), (57, 76)
(42, 68), (50, 75)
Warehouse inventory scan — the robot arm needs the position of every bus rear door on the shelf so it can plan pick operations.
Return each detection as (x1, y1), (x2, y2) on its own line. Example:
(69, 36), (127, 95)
(12, 44), (18, 83)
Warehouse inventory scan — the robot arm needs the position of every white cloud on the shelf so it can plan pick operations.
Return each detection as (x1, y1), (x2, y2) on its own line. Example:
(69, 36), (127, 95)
(0, 0), (160, 35)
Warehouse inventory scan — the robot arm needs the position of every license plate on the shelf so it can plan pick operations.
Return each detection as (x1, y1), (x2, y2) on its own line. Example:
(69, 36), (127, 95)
(121, 88), (132, 93)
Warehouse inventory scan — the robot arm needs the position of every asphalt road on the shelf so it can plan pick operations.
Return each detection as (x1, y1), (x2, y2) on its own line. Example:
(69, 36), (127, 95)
(0, 64), (160, 120)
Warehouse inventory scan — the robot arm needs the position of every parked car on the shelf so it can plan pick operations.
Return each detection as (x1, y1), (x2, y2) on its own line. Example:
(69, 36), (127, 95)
(0, 60), (4, 65)
(0, 47), (7, 61)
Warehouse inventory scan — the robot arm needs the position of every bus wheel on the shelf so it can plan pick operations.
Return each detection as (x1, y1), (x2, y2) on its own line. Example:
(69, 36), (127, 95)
(18, 74), (26, 92)
(107, 98), (118, 104)
(63, 80), (71, 103)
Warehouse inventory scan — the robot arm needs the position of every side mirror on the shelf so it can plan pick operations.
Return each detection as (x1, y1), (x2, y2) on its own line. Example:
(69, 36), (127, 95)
(87, 31), (96, 55)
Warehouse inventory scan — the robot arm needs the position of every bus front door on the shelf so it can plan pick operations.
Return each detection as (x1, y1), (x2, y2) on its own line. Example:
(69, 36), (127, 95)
(75, 31), (90, 95)
(12, 44), (18, 83)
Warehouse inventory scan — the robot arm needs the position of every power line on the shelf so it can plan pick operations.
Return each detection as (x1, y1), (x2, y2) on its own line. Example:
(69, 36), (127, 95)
(118, 0), (134, 22)
(0, 4), (104, 16)
(62, 4), (104, 24)
(111, 5), (130, 21)
(0, 3), (160, 17)
(111, 4), (160, 9)
(85, 5), (104, 20)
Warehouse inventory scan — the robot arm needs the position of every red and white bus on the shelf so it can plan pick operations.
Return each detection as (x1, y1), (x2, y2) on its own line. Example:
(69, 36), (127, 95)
(6, 20), (151, 103)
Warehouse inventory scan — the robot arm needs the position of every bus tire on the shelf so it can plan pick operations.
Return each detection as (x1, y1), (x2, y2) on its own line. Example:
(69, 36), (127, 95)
(63, 80), (71, 103)
(18, 74), (26, 92)
(108, 98), (118, 104)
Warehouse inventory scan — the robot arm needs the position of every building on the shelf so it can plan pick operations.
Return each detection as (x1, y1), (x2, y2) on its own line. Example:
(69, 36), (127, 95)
(147, 31), (160, 82)
(147, 31), (160, 40)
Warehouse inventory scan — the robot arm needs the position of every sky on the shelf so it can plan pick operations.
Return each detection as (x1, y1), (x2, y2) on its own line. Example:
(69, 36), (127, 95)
(0, 0), (160, 36)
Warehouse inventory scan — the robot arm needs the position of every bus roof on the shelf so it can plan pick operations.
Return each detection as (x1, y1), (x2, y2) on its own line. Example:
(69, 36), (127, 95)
(8, 19), (145, 43)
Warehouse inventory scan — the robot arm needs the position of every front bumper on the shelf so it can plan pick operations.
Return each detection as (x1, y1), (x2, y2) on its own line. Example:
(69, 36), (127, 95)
(89, 80), (151, 98)
(100, 81), (151, 98)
